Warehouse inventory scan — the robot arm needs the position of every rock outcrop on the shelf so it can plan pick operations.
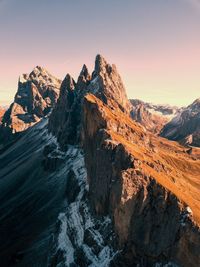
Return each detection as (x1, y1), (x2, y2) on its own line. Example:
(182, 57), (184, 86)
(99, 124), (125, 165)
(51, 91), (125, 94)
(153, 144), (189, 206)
(48, 55), (200, 266)
(82, 93), (200, 267)
(161, 98), (200, 147)
(130, 99), (179, 134)
(0, 66), (61, 147)
(48, 54), (132, 148)
(0, 107), (6, 124)
(1, 55), (200, 267)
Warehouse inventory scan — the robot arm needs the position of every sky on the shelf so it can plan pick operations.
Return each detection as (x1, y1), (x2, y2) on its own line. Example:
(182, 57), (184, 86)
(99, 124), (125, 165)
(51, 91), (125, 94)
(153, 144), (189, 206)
(0, 0), (200, 107)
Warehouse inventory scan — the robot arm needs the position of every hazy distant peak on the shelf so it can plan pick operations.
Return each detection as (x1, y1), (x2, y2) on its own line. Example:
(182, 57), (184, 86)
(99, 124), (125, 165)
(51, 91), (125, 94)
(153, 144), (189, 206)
(189, 97), (200, 109)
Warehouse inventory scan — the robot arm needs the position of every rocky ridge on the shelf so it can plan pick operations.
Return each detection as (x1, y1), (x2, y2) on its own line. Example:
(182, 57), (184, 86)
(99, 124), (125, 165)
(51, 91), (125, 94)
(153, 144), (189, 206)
(0, 106), (7, 124)
(130, 99), (180, 134)
(0, 55), (200, 267)
(82, 93), (200, 266)
(48, 55), (200, 266)
(48, 54), (131, 148)
(161, 98), (200, 147)
(0, 66), (61, 147)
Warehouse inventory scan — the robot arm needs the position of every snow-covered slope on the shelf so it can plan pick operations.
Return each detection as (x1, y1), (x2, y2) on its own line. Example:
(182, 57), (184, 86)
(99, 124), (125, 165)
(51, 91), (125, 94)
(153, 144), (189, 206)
(161, 98), (200, 147)
(0, 118), (117, 267)
(130, 99), (180, 134)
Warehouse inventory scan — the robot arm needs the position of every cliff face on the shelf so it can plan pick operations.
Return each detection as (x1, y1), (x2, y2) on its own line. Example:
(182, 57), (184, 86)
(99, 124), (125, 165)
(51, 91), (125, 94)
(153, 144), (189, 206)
(47, 55), (200, 266)
(0, 66), (61, 147)
(1, 55), (200, 267)
(48, 54), (131, 148)
(82, 94), (200, 266)
(0, 107), (6, 124)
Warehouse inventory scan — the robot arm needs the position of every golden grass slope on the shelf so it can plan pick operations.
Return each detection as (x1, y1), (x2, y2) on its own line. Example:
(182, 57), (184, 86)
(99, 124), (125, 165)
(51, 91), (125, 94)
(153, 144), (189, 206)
(85, 93), (200, 225)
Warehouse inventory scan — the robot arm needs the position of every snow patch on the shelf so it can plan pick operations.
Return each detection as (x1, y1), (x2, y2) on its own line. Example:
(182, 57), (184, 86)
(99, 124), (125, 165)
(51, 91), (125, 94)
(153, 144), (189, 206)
(51, 147), (117, 267)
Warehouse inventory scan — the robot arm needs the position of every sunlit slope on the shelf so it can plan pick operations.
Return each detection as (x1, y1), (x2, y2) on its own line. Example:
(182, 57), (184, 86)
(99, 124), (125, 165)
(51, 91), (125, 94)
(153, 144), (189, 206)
(85, 93), (200, 224)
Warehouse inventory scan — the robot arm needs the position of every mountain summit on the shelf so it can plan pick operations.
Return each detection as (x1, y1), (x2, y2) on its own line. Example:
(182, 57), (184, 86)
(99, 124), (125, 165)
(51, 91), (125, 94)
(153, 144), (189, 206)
(48, 54), (132, 148)
(0, 55), (200, 267)
(91, 54), (131, 112)
(0, 67), (61, 147)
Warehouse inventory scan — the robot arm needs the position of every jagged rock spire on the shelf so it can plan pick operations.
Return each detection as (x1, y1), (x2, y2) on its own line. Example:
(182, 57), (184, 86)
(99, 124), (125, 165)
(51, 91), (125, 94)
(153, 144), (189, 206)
(80, 64), (90, 79)
(0, 66), (61, 147)
(77, 64), (91, 91)
(48, 73), (78, 147)
(60, 74), (75, 95)
(94, 54), (108, 74)
(89, 54), (131, 113)
(48, 54), (132, 148)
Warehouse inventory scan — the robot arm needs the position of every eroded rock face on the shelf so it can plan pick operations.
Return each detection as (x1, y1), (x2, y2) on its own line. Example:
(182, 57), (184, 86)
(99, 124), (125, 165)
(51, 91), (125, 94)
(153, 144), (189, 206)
(89, 55), (131, 113)
(0, 66), (61, 146)
(48, 55), (132, 148)
(82, 93), (200, 267)
(0, 107), (6, 125)
(47, 55), (200, 266)
(48, 74), (77, 148)
(2, 55), (200, 267)
(161, 98), (200, 147)
(130, 99), (179, 135)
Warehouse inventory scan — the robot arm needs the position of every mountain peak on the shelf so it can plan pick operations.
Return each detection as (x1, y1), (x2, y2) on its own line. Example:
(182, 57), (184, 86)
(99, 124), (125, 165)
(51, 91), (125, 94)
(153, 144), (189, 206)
(94, 54), (108, 74)
(19, 73), (29, 84)
(19, 66), (53, 84)
(89, 55), (131, 113)
(190, 97), (200, 108)
(30, 66), (46, 77)
(77, 64), (91, 91)
(0, 67), (61, 145)
(61, 74), (75, 94)
(80, 64), (89, 77)
(32, 65), (47, 73)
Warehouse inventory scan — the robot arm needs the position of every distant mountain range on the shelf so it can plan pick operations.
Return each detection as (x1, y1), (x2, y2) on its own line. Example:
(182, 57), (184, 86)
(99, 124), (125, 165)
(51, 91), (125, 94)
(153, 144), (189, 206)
(130, 98), (200, 148)
(130, 99), (180, 134)
(160, 98), (200, 147)
(0, 55), (200, 267)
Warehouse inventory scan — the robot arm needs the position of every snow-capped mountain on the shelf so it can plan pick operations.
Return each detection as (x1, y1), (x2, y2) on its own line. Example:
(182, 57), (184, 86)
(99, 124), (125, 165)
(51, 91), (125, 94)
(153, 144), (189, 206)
(161, 98), (200, 147)
(130, 99), (180, 134)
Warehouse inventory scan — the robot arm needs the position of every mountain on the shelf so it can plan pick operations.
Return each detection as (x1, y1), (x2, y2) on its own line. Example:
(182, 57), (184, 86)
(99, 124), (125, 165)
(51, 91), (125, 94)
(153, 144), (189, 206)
(0, 106), (7, 124)
(161, 98), (200, 147)
(130, 99), (180, 134)
(48, 54), (131, 148)
(0, 66), (61, 148)
(0, 55), (200, 267)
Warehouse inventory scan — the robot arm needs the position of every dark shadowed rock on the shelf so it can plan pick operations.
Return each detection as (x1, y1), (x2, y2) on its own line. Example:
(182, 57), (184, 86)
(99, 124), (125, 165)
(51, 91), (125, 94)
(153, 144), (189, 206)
(48, 55), (132, 149)
(48, 74), (78, 148)
(82, 93), (200, 267)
